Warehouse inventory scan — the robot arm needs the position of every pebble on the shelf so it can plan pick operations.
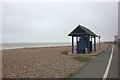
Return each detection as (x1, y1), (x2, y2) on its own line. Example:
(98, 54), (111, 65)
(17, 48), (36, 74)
(2, 43), (108, 78)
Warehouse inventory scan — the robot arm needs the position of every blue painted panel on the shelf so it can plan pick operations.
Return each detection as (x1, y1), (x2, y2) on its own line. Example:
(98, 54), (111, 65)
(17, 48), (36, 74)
(88, 36), (90, 54)
(77, 37), (87, 53)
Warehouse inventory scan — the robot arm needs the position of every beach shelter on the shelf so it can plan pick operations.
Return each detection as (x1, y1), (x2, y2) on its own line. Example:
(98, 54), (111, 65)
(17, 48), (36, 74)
(68, 25), (98, 54)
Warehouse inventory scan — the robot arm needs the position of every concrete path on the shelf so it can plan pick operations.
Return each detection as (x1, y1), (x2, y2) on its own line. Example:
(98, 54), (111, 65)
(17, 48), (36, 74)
(107, 45), (118, 78)
(70, 45), (113, 78)
(0, 50), (2, 79)
(118, 45), (120, 80)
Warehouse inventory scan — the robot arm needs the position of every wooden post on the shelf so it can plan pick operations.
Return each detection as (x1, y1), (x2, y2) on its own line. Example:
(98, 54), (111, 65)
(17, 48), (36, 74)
(91, 36), (92, 51)
(94, 36), (96, 51)
(76, 37), (78, 52)
(99, 36), (100, 51)
(72, 36), (74, 53)
(88, 36), (90, 54)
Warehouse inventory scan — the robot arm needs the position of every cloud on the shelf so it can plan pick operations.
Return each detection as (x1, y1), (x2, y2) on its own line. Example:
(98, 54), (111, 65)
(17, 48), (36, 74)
(2, 2), (118, 43)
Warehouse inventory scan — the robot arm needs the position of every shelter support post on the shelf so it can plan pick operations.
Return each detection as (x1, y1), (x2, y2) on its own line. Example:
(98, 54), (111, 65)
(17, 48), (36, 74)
(94, 36), (96, 51)
(72, 36), (74, 53)
(91, 36), (92, 51)
(88, 36), (90, 54)
(99, 36), (100, 51)
(76, 37), (78, 51)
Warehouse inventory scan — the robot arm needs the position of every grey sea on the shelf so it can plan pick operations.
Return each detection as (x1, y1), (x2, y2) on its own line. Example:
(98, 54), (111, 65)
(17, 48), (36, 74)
(1, 43), (72, 50)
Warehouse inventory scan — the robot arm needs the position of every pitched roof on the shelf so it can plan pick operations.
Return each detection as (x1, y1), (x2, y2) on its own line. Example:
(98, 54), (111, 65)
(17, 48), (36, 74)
(68, 25), (98, 37)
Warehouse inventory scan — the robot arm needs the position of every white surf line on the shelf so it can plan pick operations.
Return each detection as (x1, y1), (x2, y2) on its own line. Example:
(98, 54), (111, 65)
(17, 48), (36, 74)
(102, 44), (114, 80)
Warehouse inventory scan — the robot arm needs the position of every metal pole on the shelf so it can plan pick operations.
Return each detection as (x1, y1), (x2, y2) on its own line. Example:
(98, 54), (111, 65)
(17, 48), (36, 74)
(72, 36), (74, 53)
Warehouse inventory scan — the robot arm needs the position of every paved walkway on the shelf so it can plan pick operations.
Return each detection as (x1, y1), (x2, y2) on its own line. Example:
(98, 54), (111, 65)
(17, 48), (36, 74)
(70, 45), (113, 78)
(107, 45), (118, 78)
(0, 50), (2, 79)
(118, 45), (120, 80)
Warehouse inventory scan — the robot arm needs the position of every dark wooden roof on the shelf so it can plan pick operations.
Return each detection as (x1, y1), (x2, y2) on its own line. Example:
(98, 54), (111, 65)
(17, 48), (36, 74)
(68, 25), (98, 37)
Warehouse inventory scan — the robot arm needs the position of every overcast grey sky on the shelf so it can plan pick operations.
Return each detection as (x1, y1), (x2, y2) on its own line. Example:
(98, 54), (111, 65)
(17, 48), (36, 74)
(2, 2), (118, 43)
(118, 1), (120, 38)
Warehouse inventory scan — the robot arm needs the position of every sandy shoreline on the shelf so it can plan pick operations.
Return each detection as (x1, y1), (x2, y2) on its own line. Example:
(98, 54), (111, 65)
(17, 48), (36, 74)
(2, 42), (109, 78)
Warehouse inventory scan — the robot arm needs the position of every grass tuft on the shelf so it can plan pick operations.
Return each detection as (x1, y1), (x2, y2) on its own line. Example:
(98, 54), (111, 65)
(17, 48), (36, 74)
(118, 44), (120, 48)
(76, 57), (92, 62)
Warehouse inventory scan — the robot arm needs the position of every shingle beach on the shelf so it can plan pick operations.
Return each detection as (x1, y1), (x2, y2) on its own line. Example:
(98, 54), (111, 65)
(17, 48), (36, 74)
(2, 42), (109, 78)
